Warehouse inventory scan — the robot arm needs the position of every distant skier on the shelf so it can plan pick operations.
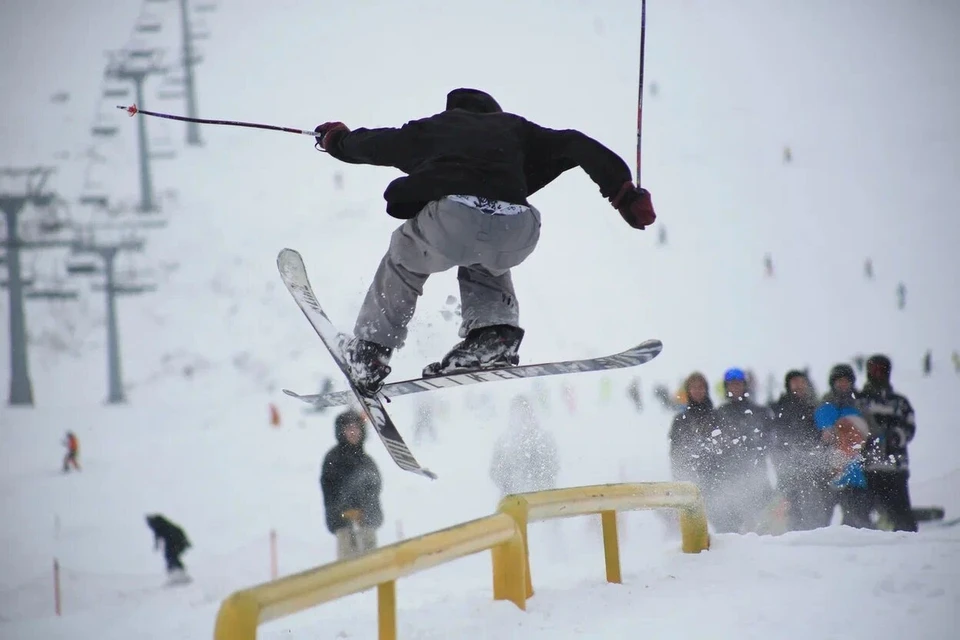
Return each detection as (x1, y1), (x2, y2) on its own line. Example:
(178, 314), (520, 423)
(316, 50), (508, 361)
(313, 88), (656, 393)
(320, 410), (384, 559)
(145, 514), (191, 584)
(61, 431), (80, 473)
(626, 377), (644, 413)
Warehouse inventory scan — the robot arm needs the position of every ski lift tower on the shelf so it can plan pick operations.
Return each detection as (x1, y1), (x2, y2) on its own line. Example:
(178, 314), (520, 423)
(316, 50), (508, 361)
(105, 49), (167, 213)
(68, 231), (156, 404)
(0, 167), (77, 406)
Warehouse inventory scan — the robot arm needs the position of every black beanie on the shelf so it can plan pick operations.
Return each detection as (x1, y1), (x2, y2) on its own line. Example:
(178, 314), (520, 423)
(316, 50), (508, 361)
(784, 369), (807, 392)
(335, 409), (365, 439)
(445, 88), (503, 114)
(828, 364), (856, 388)
(866, 354), (892, 382)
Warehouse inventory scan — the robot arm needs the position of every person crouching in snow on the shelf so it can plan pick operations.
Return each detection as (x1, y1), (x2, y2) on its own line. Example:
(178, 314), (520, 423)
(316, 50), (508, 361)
(145, 514), (191, 583)
(320, 410), (384, 560)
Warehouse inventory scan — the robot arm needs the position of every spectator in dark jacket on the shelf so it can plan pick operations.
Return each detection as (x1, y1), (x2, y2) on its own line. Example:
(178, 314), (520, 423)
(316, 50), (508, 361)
(814, 364), (872, 529)
(320, 410), (384, 559)
(145, 514), (191, 582)
(860, 354), (918, 532)
(668, 372), (715, 485)
(769, 371), (833, 530)
(706, 368), (776, 533)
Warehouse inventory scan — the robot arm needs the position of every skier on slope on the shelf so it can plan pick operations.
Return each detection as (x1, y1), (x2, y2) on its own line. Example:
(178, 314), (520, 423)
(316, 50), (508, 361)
(313, 88), (656, 393)
(145, 514), (191, 583)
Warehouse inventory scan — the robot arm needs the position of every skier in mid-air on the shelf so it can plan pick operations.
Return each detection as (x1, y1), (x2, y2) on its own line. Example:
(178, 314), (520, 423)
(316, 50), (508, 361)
(314, 88), (657, 393)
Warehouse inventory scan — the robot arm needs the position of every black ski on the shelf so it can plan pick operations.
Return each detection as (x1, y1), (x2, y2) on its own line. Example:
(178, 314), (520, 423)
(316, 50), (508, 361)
(284, 340), (663, 409)
(278, 248), (436, 479)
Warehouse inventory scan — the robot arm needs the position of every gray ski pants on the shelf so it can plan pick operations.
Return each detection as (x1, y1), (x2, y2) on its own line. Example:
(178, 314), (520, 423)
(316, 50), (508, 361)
(354, 197), (541, 350)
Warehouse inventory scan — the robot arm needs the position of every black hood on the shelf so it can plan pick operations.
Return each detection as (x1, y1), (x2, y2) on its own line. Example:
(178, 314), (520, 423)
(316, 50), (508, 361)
(445, 88), (503, 114)
(334, 409), (367, 446)
(828, 363), (856, 389)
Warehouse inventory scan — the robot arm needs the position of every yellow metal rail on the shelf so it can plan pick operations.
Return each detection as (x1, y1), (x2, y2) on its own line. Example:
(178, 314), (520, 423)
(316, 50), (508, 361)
(214, 512), (527, 640)
(493, 482), (710, 597)
(213, 482), (708, 639)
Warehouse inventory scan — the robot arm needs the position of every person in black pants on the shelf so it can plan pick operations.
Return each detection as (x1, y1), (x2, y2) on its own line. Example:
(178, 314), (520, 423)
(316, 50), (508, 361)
(769, 370), (833, 530)
(320, 410), (384, 559)
(146, 514), (191, 579)
(860, 355), (918, 532)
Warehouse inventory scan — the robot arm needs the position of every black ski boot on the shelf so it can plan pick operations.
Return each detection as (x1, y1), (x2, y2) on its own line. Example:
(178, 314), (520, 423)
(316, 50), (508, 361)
(423, 324), (524, 378)
(339, 336), (392, 394)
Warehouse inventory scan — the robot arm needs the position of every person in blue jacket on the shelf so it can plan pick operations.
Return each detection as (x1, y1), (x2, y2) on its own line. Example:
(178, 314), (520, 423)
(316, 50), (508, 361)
(814, 364), (872, 528)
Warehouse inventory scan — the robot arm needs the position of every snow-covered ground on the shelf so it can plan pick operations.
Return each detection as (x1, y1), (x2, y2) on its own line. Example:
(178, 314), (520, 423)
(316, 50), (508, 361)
(2, 0), (959, 638)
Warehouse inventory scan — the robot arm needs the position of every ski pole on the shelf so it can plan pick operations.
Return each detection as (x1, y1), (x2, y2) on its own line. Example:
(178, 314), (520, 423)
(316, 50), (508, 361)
(117, 104), (319, 138)
(636, 0), (646, 187)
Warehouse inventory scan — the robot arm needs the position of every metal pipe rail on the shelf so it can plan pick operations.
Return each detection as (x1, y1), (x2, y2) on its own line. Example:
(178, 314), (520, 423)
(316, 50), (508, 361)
(214, 482), (708, 639)
(493, 482), (710, 597)
(214, 513), (527, 640)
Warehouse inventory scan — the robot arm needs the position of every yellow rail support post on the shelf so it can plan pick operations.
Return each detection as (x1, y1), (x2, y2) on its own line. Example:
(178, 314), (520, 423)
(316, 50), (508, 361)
(214, 513), (526, 640)
(378, 581), (397, 640)
(494, 482), (709, 598)
(600, 510), (622, 584)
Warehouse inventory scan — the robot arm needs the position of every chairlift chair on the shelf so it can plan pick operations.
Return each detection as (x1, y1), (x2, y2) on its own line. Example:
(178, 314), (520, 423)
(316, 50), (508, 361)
(79, 195), (109, 209)
(127, 49), (157, 60)
(26, 289), (80, 301)
(66, 260), (99, 276)
(91, 126), (119, 138)
(0, 276), (36, 288)
(39, 219), (67, 234)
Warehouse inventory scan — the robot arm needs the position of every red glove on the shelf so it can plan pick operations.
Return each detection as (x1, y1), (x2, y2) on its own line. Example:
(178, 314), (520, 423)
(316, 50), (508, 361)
(314, 122), (349, 150)
(611, 182), (656, 230)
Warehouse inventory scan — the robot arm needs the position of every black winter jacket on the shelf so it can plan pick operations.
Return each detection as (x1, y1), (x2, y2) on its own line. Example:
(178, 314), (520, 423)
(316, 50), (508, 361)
(320, 422), (384, 533)
(710, 397), (774, 492)
(146, 515), (190, 552)
(324, 91), (633, 219)
(859, 382), (916, 472)
(769, 392), (827, 482)
(668, 399), (716, 482)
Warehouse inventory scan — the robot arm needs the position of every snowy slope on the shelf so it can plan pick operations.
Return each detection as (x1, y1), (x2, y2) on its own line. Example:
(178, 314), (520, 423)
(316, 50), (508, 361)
(2, 0), (960, 638)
